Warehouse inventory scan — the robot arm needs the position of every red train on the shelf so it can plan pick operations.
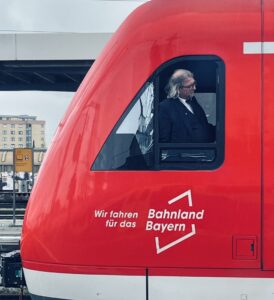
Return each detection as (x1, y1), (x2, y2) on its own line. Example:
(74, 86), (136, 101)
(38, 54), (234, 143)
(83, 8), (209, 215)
(21, 0), (274, 299)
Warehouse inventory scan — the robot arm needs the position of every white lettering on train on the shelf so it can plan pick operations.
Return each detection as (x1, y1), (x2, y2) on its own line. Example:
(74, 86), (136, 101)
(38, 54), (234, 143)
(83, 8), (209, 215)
(148, 209), (204, 220)
(110, 210), (139, 219)
(146, 221), (186, 233)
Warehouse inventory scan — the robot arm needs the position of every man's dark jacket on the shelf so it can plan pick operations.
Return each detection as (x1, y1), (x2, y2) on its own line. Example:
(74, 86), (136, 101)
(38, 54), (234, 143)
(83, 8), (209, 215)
(158, 97), (215, 143)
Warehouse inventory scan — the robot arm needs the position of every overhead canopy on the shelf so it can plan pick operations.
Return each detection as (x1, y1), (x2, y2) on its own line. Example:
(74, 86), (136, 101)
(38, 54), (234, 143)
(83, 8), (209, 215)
(0, 60), (93, 91)
(0, 0), (147, 92)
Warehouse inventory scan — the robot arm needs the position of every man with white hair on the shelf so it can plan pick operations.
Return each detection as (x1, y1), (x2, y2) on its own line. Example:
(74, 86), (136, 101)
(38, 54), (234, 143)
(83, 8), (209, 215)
(159, 69), (215, 143)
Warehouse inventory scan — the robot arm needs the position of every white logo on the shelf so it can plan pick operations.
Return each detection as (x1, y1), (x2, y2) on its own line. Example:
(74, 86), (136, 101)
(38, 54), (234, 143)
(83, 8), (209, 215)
(145, 190), (204, 254)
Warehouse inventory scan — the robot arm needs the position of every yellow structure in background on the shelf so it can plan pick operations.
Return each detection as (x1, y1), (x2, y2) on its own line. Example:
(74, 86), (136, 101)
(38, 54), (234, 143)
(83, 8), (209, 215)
(14, 148), (33, 172)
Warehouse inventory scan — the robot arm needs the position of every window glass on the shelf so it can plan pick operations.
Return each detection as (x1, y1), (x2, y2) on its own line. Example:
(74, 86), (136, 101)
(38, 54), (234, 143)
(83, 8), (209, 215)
(195, 93), (216, 125)
(92, 55), (224, 171)
(92, 83), (154, 170)
(160, 148), (216, 163)
(157, 56), (224, 169)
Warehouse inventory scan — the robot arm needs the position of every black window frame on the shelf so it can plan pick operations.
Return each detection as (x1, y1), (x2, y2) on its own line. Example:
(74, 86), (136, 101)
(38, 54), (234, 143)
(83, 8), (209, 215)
(154, 55), (225, 170)
(91, 55), (225, 171)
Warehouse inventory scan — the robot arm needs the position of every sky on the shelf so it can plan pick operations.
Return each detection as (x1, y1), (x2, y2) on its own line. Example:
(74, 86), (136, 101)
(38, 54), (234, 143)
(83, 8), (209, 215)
(0, 0), (147, 148)
(0, 91), (74, 146)
(0, 0), (146, 34)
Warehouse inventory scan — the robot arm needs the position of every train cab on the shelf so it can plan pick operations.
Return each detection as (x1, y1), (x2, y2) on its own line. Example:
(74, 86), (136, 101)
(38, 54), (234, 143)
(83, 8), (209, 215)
(21, 0), (274, 299)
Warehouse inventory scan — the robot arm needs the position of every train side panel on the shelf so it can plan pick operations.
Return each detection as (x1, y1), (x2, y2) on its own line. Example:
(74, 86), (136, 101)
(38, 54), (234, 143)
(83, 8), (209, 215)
(21, 0), (262, 272)
(263, 0), (274, 270)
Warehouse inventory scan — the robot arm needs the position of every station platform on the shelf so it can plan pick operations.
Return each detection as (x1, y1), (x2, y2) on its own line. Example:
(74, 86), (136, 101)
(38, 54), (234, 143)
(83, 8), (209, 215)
(0, 220), (22, 252)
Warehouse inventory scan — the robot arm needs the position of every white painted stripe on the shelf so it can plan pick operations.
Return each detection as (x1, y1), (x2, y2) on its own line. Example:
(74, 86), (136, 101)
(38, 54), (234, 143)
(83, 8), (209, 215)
(244, 42), (262, 54)
(244, 42), (274, 54)
(264, 42), (274, 54)
(24, 269), (274, 300)
(23, 268), (145, 300)
(150, 276), (274, 300)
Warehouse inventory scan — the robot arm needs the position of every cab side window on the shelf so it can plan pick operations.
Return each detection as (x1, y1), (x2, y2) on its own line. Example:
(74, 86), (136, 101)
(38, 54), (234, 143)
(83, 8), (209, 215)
(156, 56), (224, 169)
(92, 55), (224, 171)
(92, 83), (154, 170)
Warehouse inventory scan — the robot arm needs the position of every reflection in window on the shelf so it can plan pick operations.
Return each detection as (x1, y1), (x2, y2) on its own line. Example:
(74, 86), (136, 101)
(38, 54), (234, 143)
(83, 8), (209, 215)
(133, 83), (153, 154)
(161, 149), (215, 163)
(92, 83), (154, 170)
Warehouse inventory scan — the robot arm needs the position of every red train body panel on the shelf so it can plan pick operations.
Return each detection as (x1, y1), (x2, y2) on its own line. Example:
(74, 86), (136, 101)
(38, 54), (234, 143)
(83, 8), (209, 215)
(21, 0), (274, 299)
(263, 0), (274, 270)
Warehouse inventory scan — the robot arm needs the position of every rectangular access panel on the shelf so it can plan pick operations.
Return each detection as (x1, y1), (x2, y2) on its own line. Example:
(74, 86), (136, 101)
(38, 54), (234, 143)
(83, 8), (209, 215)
(233, 236), (257, 260)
